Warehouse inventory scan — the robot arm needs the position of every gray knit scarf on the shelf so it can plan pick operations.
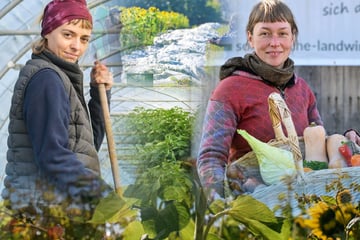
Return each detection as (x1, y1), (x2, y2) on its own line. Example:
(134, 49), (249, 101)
(33, 50), (85, 96)
(219, 53), (294, 87)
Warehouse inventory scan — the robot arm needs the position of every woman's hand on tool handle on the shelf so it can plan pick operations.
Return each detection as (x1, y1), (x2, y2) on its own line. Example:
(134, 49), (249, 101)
(90, 60), (113, 90)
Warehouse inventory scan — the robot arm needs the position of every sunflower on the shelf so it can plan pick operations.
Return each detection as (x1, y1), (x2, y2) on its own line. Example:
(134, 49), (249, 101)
(303, 202), (343, 239)
(334, 189), (359, 227)
(335, 204), (358, 227)
(336, 189), (352, 205)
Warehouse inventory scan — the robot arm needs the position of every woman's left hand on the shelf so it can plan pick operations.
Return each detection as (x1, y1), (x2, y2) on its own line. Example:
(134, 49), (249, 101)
(90, 61), (113, 90)
(345, 129), (360, 146)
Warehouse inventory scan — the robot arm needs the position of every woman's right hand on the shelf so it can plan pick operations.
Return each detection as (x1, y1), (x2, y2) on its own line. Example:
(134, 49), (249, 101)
(90, 61), (113, 90)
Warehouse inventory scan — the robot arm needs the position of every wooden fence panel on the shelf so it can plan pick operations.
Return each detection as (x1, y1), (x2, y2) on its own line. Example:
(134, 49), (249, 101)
(343, 67), (360, 133)
(296, 66), (360, 135)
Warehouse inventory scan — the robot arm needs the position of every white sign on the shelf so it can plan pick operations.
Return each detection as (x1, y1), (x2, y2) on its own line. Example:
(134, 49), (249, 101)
(210, 0), (360, 66)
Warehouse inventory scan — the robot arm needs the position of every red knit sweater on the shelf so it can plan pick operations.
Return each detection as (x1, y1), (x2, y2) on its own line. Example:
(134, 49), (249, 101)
(197, 70), (322, 196)
(212, 71), (322, 160)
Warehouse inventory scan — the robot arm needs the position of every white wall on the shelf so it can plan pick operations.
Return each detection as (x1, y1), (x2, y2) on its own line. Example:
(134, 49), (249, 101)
(215, 0), (359, 66)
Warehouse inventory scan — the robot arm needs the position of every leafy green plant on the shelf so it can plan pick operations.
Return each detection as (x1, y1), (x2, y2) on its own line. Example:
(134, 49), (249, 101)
(123, 161), (194, 239)
(88, 107), (196, 239)
(123, 107), (194, 170)
(3, 106), (360, 239)
(90, 107), (293, 239)
(201, 196), (291, 240)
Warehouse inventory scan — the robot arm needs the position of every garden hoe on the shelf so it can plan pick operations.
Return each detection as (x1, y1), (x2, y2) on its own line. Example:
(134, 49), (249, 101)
(98, 83), (122, 197)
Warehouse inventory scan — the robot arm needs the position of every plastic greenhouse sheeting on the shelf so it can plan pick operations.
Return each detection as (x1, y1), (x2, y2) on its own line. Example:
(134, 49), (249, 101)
(0, 0), (123, 192)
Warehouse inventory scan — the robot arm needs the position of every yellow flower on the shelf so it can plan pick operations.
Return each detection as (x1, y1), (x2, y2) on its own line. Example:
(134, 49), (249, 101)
(294, 216), (306, 229)
(335, 203), (358, 226)
(303, 202), (343, 239)
(336, 189), (352, 205)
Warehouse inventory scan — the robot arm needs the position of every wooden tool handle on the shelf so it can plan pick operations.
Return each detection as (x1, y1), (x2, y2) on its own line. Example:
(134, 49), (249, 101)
(98, 84), (122, 196)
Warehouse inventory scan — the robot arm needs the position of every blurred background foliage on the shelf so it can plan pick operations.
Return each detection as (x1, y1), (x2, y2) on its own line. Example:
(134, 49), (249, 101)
(120, 0), (223, 26)
(120, 7), (190, 50)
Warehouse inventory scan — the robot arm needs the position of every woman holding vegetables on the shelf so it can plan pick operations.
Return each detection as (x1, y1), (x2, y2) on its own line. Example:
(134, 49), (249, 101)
(197, 0), (359, 200)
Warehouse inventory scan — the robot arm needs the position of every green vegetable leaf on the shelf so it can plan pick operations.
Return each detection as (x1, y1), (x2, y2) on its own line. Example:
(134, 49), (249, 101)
(141, 202), (191, 239)
(237, 129), (296, 185)
(228, 195), (277, 224)
(303, 160), (328, 170)
(89, 192), (137, 224)
(320, 195), (336, 205)
(239, 217), (290, 240)
(209, 199), (226, 215)
(122, 221), (146, 240)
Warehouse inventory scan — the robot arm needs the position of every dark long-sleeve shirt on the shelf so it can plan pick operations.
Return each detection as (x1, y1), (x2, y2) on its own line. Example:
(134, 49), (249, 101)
(23, 68), (111, 200)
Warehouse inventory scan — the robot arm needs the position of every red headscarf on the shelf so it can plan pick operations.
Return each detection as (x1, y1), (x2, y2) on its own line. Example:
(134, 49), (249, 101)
(41, 0), (92, 37)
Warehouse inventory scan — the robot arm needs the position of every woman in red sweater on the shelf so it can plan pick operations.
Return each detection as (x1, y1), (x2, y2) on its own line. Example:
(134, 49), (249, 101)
(197, 0), (360, 200)
(197, 0), (359, 200)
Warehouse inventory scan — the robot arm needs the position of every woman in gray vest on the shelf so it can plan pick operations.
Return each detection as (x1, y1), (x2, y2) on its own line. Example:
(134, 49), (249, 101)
(2, 0), (114, 234)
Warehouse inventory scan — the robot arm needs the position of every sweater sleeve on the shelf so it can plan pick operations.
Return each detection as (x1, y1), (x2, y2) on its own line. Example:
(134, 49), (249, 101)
(24, 69), (111, 201)
(197, 100), (237, 198)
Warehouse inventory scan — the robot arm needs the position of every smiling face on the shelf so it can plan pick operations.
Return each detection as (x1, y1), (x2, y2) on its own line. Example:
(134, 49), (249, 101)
(45, 21), (91, 63)
(247, 21), (295, 69)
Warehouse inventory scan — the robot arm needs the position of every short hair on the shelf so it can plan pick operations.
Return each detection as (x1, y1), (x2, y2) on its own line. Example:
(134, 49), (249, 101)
(246, 0), (298, 38)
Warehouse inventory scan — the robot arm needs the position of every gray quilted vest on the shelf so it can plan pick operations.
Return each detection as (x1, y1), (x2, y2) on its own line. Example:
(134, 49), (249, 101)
(2, 58), (100, 210)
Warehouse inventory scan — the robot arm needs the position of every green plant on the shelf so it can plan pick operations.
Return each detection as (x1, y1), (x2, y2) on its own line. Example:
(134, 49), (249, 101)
(4, 105), (360, 239)
(87, 107), (196, 239)
(123, 161), (194, 239)
(124, 107), (194, 170)
(199, 196), (291, 240)
(89, 103), (293, 239)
